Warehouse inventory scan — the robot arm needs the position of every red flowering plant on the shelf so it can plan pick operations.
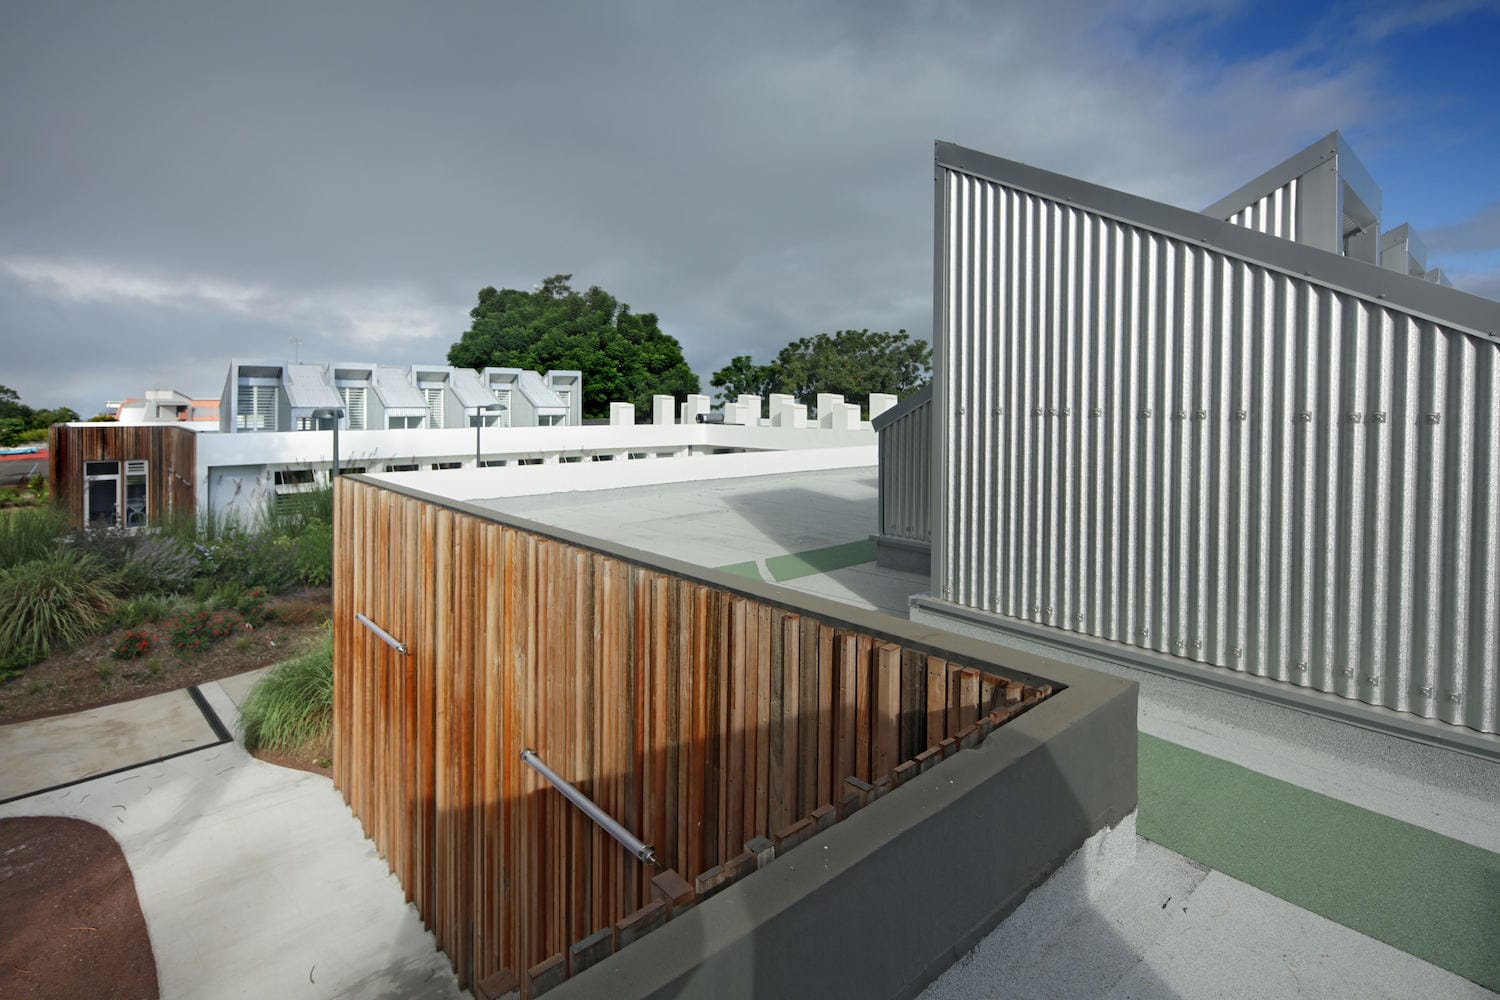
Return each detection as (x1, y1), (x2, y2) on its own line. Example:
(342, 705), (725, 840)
(168, 610), (241, 654)
(113, 629), (155, 660)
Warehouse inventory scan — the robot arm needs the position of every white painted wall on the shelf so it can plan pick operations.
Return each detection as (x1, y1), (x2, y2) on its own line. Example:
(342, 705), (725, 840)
(372, 445), (879, 501)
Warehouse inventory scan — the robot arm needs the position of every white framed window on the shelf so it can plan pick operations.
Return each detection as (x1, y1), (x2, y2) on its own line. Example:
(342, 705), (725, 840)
(555, 387), (571, 417)
(424, 387), (444, 428)
(493, 387), (512, 427)
(236, 384), (276, 431)
(339, 386), (366, 430)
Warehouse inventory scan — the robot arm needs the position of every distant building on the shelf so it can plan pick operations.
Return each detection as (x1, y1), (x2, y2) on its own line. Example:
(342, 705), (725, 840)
(55, 361), (886, 527)
(107, 389), (219, 424)
(219, 359), (583, 433)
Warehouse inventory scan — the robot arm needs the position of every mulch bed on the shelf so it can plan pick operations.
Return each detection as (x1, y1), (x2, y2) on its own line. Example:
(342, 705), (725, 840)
(0, 815), (158, 1000)
(0, 591), (331, 725)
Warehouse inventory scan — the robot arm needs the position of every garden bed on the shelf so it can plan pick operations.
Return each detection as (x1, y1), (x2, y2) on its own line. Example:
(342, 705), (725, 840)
(0, 590), (330, 725)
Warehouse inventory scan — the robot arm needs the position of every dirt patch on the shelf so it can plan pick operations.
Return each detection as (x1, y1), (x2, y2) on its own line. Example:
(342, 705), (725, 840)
(0, 815), (159, 1000)
(0, 591), (330, 725)
(252, 732), (334, 780)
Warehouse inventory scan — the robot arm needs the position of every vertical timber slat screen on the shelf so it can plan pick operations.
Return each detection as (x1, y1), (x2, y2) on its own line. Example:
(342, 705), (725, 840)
(333, 477), (1051, 996)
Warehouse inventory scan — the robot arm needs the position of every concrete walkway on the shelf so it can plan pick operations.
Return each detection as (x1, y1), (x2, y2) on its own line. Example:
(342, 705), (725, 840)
(0, 677), (465, 1000)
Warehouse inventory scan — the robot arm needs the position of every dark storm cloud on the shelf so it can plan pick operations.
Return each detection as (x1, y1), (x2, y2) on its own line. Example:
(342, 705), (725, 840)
(2, 1), (1385, 412)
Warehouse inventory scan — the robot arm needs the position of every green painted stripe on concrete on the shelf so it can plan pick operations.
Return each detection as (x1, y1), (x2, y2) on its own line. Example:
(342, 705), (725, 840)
(1138, 733), (1500, 992)
(762, 539), (877, 582)
(718, 561), (765, 581)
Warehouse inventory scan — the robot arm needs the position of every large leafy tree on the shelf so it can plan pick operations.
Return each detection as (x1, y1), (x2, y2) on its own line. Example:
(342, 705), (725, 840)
(709, 355), (780, 403)
(447, 275), (699, 418)
(0, 385), (80, 446)
(709, 329), (931, 414)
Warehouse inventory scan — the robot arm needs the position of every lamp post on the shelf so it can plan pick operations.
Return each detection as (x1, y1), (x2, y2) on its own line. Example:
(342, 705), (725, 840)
(473, 401), (505, 466)
(312, 407), (346, 479)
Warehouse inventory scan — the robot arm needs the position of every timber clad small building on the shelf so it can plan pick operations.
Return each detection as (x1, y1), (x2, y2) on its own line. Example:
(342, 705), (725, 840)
(48, 423), (196, 529)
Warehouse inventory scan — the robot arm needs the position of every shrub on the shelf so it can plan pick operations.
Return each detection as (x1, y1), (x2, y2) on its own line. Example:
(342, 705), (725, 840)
(0, 504), (69, 570)
(0, 550), (117, 665)
(207, 580), (246, 610)
(213, 531), (300, 593)
(120, 533), (199, 594)
(293, 519), (333, 587)
(110, 594), (176, 630)
(237, 587), (274, 627)
(64, 527), (139, 575)
(166, 609), (240, 655)
(239, 629), (333, 753)
(113, 628), (155, 660)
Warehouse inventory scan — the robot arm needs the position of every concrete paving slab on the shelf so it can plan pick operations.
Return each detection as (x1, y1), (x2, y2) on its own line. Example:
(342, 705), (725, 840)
(924, 824), (1497, 1000)
(0, 687), (222, 802)
(1114, 871), (1497, 1000)
(0, 690), (464, 1000)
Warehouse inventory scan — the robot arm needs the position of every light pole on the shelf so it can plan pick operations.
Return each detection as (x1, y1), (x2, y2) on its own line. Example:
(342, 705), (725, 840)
(312, 407), (346, 479)
(472, 401), (505, 466)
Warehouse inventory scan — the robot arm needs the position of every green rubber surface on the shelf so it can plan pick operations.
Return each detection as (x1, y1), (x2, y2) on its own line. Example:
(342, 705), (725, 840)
(1138, 733), (1500, 992)
(717, 560), (764, 581)
(762, 539), (877, 582)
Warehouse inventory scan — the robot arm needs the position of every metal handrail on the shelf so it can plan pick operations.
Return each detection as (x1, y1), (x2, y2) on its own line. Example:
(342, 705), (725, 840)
(354, 612), (409, 655)
(520, 748), (658, 868)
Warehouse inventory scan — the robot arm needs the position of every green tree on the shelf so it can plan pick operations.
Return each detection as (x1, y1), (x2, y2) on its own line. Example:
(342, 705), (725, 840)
(0, 386), (80, 446)
(447, 275), (699, 418)
(712, 330), (931, 415)
(709, 355), (781, 403)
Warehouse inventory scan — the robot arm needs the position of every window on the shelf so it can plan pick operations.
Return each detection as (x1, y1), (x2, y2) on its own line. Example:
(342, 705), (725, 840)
(123, 461), (148, 528)
(591, 454), (614, 461)
(561, 455), (582, 463)
(236, 384), (276, 431)
(340, 466), (367, 475)
(555, 387), (571, 415)
(431, 462), (460, 470)
(388, 415), (422, 430)
(84, 461), (121, 527)
(493, 388), (512, 427)
(274, 469), (315, 487)
(339, 386), (366, 430)
(386, 463), (418, 472)
(479, 459), (508, 468)
(424, 387), (444, 428)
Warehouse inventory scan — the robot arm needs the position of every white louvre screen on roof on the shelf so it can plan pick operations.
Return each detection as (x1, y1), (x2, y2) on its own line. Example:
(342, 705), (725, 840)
(424, 387), (444, 428)
(555, 388), (571, 416)
(493, 388), (511, 427)
(340, 386), (366, 430)
(236, 384), (276, 431)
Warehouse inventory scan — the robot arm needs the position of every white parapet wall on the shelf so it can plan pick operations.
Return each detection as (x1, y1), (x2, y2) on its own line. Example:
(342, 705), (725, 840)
(192, 420), (876, 522)
(369, 444), (878, 501)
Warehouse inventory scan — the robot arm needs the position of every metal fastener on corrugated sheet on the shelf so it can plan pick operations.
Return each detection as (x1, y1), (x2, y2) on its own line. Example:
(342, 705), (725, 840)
(1363, 674), (1380, 687)
(1414, 685), (1433, 698)
(1232, 647), (1242, 657)
(1294, 411), (1312, 423)
(1423, 412), (1441, 424)
(1338, 665), (1352, 677)
(1194, 410), (1206, 420)
(1347, 412), (1363, 423)
(1140, 408), (1152, 418)
(1372, 412), (1387, 422)
(1091, 407), (1102, 417)
(1233, 409), (1247, 420)
(1444, 691), (1462, 703)
(1295, 661), (1309, 673)
(1043, 606), (1053, 616)
(1174, 410), (1187, 420)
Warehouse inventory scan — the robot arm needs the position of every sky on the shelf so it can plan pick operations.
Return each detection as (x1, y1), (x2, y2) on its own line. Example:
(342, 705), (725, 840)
(3, 0), (1499, 416)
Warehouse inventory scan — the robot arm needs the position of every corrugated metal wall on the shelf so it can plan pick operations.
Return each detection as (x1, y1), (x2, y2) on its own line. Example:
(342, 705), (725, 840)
(936, 167), (1500, 734)
(878, 396), (932, 542)
(1227, 176), (1299, 241)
